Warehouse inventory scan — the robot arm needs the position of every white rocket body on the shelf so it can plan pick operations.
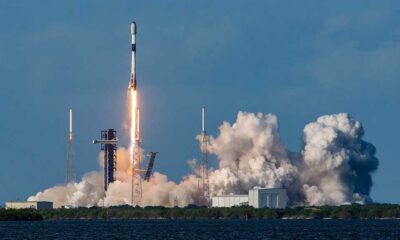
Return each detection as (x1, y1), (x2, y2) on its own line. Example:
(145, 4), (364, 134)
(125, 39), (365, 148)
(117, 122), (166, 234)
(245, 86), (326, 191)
(129, 22), (137, 90)
(69, 109), (73, 141)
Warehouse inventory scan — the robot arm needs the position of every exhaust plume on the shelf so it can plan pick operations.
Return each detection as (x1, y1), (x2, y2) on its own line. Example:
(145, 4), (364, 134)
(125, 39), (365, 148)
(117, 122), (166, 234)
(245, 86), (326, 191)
(29, 112), (378, 207)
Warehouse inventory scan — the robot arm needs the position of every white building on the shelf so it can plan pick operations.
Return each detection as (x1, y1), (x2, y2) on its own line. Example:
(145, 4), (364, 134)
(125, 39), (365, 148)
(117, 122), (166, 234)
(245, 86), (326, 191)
(212, 195), (248, 208)
(5, 201), (53, 210)
(248, 188), (288, 209)
(212, 188), (288, 209)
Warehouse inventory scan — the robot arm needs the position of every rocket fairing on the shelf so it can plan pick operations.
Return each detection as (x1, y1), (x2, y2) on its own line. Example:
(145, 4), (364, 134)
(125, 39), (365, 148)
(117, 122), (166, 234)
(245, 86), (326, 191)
(129, 21), (137, 90)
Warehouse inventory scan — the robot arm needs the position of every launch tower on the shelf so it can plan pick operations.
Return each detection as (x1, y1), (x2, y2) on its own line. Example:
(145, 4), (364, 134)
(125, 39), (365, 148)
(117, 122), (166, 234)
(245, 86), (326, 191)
(93, 129), (118, 191)
(102, 129), (118, 191)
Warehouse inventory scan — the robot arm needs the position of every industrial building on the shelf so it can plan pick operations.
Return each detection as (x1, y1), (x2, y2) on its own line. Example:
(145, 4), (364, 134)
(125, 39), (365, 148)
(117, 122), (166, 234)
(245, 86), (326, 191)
(248, 188), (288, 208)
(212, 195), (248, 207)
(211, 188), (288, 209)
(5, 201), (53, 210)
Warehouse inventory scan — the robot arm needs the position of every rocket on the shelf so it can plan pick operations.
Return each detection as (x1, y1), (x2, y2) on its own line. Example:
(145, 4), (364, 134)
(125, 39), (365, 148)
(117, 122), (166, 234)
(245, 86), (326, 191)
(129, 21), (137, 90)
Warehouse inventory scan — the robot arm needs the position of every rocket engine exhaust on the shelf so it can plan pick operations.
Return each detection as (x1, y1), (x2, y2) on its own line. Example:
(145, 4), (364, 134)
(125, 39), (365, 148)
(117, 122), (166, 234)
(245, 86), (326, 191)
(128, 21), (142, 205)
(128, 21), (139, 163)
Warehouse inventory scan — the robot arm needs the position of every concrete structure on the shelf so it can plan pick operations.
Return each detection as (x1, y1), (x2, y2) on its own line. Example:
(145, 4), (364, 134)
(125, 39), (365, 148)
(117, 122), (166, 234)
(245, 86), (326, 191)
(5, 201), (53, 210)
(212, 195), (248, 208)
(212, 188), (288, 209)
(249, 188), (288, 209)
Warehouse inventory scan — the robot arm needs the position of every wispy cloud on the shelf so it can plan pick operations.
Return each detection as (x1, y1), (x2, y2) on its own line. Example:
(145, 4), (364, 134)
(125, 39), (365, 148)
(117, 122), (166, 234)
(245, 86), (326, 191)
(309, 6), (400, 88)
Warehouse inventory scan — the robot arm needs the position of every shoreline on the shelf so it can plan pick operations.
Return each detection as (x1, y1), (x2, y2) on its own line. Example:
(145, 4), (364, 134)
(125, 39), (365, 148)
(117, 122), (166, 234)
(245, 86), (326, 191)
(2, 204), (400, 221)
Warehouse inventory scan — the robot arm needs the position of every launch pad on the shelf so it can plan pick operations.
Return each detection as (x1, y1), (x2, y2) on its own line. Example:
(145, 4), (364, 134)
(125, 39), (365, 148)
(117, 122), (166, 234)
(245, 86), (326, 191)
(90, 21), (157, 206)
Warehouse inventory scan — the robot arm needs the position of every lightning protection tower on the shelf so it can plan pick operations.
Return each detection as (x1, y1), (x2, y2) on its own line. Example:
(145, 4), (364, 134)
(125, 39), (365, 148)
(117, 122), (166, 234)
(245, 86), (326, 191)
(66, 109), (75, 183)
(200, 107), (210, 206)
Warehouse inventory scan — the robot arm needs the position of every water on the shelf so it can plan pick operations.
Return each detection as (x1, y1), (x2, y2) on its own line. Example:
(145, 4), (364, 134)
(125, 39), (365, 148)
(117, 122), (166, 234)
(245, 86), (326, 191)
(0, 219), (399, 239)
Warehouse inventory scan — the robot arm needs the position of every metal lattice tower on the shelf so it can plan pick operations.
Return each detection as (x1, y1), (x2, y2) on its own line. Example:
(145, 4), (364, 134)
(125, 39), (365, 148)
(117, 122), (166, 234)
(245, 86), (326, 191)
(66, 109), (75, 183)
(131, 108), (143, 206)
(200, 107), (210, 205)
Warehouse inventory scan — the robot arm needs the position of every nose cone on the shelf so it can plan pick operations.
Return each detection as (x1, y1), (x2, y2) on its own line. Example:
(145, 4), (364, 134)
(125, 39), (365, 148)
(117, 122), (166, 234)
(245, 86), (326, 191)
(131, 22), (137, 35)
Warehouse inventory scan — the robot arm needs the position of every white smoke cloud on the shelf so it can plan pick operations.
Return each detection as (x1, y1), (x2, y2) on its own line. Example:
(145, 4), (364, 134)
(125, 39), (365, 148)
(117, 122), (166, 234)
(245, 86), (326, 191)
(29, 147), (201, 208)
(28, 112), (378, 207)
(208, 112), (298, 196)
(300, 113), (378, 205)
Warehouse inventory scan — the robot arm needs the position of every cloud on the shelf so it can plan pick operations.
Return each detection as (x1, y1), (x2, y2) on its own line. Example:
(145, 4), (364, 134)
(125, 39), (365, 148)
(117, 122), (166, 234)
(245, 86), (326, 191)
(310, 6), (400, 87)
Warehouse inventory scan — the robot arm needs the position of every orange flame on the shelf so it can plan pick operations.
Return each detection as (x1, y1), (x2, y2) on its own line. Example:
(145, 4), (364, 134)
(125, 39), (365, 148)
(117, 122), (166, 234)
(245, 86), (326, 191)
(130, 89), (137, 165)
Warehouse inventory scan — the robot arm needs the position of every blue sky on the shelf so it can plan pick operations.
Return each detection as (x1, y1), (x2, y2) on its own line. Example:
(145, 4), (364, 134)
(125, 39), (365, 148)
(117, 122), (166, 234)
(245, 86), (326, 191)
(0, 1), (399, 204)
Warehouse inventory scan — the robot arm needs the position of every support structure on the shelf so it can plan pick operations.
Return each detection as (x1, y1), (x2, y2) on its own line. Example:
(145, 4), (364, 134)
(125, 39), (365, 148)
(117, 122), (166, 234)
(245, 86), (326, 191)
(144, 152), (158, 182)
(66, 109), (75, 183)
(200, 107), (210, 205)
(131, 108), (142, 206)
(93, 129), (118, 191)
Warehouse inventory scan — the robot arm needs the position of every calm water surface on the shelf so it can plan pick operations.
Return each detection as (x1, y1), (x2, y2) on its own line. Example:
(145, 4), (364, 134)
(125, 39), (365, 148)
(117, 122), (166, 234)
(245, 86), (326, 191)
(0, 219), (399, 239)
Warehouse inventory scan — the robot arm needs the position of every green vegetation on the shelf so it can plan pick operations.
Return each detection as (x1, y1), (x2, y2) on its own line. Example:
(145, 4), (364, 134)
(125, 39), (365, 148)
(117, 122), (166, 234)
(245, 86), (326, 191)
(0, 208), (43, 221)
(2, 204), (400, 221)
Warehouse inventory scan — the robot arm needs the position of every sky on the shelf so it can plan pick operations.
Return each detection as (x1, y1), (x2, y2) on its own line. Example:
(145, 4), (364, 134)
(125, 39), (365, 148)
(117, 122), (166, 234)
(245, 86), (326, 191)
(0, 1), (399, 204)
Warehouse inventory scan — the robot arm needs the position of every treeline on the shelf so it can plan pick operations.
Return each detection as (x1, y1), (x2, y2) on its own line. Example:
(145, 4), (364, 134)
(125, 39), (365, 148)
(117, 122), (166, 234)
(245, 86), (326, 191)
(0, 208), (43, 221)
(2, 204), (400, 221)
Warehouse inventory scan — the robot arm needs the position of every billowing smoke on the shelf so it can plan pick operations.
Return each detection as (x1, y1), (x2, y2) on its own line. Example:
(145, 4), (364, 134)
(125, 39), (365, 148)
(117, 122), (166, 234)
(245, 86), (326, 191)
(207, 112), (378, 206)
(207, 113), (298, 197)
(300, 113), (378, 205)
(29, 148), (202, 208)
(29, 112), (378, 207)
